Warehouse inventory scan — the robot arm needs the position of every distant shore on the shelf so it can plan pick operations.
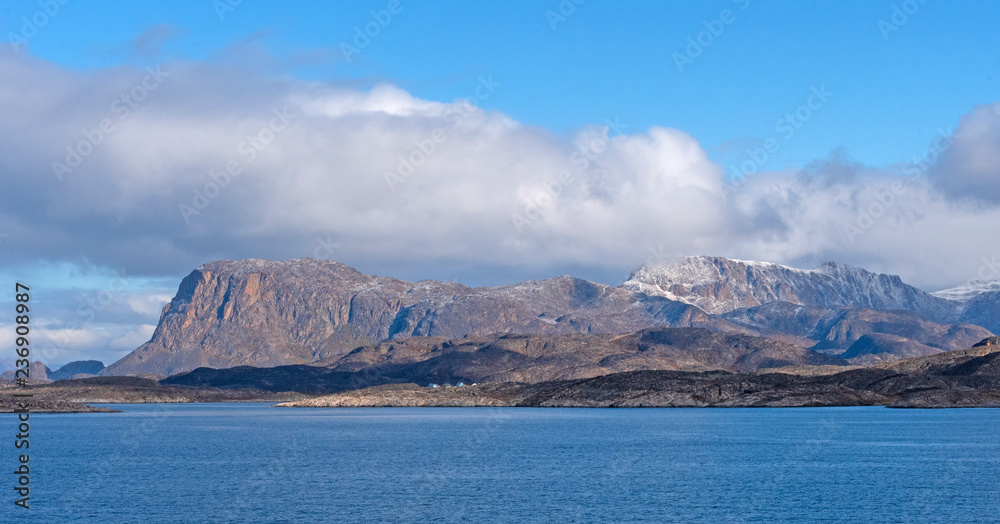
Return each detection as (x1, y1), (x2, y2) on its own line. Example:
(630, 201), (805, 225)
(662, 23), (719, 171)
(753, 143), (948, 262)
(7, 343), (1000, 412)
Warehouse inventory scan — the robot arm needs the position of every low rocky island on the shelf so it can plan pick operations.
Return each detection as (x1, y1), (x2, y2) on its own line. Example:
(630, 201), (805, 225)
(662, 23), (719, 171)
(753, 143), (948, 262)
(278, 339), (1000, 409)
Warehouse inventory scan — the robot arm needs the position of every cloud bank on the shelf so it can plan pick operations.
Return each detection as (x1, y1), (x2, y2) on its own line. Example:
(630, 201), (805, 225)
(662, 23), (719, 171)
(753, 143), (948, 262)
(2, 49), (1000, 296)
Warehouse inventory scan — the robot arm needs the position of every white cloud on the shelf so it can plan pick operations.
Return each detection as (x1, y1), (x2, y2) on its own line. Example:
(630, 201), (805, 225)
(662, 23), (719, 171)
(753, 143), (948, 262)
(1, 48), (999, 304)
(124, 294), (174, 317)
(0, 279), (172, 368)
(109, 324), (157, 351)
(297, 83), (447, 119)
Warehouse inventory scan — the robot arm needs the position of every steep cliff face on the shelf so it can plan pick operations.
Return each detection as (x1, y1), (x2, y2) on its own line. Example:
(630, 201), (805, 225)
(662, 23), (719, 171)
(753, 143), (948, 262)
(623, 256), (959, 322)
(106, 259), (448, 376)
(104, 259), (742, 376)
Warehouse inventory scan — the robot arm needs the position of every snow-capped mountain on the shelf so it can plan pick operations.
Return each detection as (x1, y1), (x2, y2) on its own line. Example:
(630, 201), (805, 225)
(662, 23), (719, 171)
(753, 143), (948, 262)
(932, 280), (1000, 302)
(622, 255), (959, 323)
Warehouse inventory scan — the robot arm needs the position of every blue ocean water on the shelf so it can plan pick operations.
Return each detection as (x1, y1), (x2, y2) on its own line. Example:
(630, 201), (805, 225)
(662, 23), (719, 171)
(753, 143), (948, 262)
(4, 404), (1000, 523)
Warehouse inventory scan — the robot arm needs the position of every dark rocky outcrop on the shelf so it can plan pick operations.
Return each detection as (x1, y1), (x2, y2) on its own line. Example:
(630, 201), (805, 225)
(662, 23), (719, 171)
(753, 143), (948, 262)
(973, 336), (1000, 347)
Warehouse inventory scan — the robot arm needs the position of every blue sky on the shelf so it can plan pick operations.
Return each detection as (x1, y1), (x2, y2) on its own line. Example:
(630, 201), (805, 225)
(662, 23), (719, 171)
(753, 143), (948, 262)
(7, 0), (999, 169)
(2, 0), (1000, 368)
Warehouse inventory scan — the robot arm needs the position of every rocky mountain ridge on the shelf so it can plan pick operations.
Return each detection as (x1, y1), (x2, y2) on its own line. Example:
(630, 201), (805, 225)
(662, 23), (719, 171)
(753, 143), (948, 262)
(103, 257), (998, 376)
(623, 256), (959, 321)
(103, 258), (742, 376)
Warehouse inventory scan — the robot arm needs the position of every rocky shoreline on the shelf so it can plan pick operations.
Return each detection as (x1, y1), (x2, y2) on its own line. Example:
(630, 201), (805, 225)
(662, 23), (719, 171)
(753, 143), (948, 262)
(0, 376), (307, 413)
(0, 397), (122, 413)
(275, 376), (1000, 409)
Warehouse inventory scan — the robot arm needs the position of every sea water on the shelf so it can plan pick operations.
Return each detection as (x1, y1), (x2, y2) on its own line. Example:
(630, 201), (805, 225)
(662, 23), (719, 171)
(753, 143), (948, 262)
(5, 404), (1000, 523)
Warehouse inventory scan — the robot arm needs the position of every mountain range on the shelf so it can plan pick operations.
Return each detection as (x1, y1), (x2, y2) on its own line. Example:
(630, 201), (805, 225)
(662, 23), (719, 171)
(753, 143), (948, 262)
(101, 256), (999, 378)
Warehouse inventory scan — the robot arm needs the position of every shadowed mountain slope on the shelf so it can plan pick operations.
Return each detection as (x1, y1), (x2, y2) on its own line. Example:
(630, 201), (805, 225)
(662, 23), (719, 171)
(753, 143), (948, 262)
(161, 327), (845, 393)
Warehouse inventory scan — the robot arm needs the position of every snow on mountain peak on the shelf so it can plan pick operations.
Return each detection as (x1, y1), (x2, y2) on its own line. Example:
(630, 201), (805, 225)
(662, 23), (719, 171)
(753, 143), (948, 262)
(621, 256), (956, 322)
(932, 280), (1000, 302)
